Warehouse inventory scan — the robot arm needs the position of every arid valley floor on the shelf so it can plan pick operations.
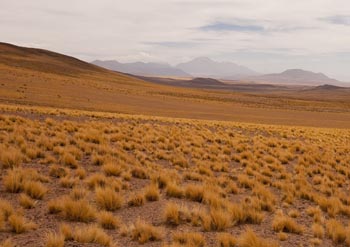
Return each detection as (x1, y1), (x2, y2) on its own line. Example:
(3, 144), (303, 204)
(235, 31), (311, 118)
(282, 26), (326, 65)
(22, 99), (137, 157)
(0, 43), (350, 247)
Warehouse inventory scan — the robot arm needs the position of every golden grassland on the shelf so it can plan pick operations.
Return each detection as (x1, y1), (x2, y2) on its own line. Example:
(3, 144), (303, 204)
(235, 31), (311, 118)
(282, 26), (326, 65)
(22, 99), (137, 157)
(1, 43), (350, 128)
(0, 104), (349, 246)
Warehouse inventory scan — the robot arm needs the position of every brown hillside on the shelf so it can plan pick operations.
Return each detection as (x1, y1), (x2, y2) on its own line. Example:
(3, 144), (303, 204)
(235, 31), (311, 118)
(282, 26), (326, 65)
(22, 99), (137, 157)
(0, 42), (350, 128)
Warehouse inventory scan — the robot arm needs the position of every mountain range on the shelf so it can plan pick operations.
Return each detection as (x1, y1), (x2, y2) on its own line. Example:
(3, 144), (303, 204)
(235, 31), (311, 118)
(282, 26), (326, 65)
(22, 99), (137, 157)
(92, 57), (258, 79)
(92, 60), (191, 77)
(250, 69), (340, 86)
(92, 57), (343, 86)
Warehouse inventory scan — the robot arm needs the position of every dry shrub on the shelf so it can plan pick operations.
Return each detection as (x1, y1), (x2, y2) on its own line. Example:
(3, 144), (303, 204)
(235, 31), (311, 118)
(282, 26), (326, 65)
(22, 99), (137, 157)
(98, 211), (120, 229)
(152, 173), (170, 189)
(325, 219), (346, 244)
(0, 148), (22, 169)
(59, 223), (74, 241)
(59, 176), (77, 188)
(128, 193), (145, 207)
(287, 209), (300, 218)
(309, 238), (322, 246)
(306, 206), (323, 223)
(131, 220), (163, 244)
(163, 202), (180, 225)
(272, 213), (303, 234)
(173, 232), (205, 247)
(0, 239), (14, 247)
(131, 167), (148, 179)
(69, 187), (87, 200)
(23, 180), (47, 199)
(3, 168), (25, 193)
(45, 232), (65, 247)
(229, 204), (264, 225)
(19, 193), (36, 209)
(61, 197), (95, 222)
(75, 167), (86, 179)
(277, 232), (288, 241)
(238, 228), (278, 247)
(166, 182), (184, 198)
(202, 208), (231, 231)
(312, 223), (324, 239)
(102, 162), (122, 176)
(217, 233), (236, 247)
(74, 225), (111, 246)
(91, 153), (105, 166)
(48, 198), (63, 214)
(144, 184), (160, 201)
(60, 153), (78, 169)
(49, 165), (67, 178)
(95, 187), (123, 211)
(8, 214), (37, 234)
(86, 173), (107, 189)
(0, 199), (14, 220)
(185, 184), (204, 202)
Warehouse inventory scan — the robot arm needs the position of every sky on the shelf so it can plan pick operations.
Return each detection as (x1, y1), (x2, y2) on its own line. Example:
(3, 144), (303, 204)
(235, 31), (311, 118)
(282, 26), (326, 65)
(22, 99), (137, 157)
(1, 0), (350, 81)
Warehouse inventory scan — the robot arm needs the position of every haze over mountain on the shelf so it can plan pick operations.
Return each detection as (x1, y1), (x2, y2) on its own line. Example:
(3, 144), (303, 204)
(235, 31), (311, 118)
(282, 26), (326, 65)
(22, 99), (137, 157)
(92, 57), (259, 79)
(92, 60), (191, 77)
(176, 57), (259, 79)
(92, 57), (347, 86)
(250, 69), (340, 86)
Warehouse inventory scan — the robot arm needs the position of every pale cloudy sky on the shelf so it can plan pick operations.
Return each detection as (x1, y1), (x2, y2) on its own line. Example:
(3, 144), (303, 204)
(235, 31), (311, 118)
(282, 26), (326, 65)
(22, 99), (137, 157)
(1, 0), (350, 80)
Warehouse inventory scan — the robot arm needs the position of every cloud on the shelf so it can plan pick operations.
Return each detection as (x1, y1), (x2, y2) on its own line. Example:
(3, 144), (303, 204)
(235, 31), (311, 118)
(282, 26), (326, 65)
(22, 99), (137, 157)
(320, 15), (350, 26)
(199, 21), (264, 32)
(1, 0), (350, 80)
(143, 41), (198, 48)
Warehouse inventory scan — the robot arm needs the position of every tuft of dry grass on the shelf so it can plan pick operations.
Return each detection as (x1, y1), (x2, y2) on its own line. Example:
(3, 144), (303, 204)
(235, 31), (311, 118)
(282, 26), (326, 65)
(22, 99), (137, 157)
(312, 223), (324, 239)
(131, 219), (163, 244)
(0, 148), (22, 169)
(74, 225), (111, 246)
(166, 182), (184, 198)
(60, 152), (78, 169)
(102, 162), (122, 177)
(272, 213), (303, 234)
(61, 197), (95, 222)
(59, 223), (74, 241)
(325, 219), (346, 244)
(173, 232), (205, 247)
(19, 193), (36, 209)
(163, 202), (180, 226)
(144, 184), (160, 201)
(238, 228), (278, 247)
(128, 193), (145, 207)
(49, 165), (67, 178)
(0, 199), (15, 220)
(23, 180), (47, 199)
(3, 168), (25, 193)
(185, 184), (204, 202)
(202, 208), (231, 231)
(131, 167), (148, 179)
(98, 211), (120, 230)
(217, 233), (236, 247)
(45, 232), (65, 247)
(277, 232), (288, 241)
(95, 187), (123, 211)
(0, 239), (14, 247)
(229, 204), (264, 225)
(8, 214), (37, 234)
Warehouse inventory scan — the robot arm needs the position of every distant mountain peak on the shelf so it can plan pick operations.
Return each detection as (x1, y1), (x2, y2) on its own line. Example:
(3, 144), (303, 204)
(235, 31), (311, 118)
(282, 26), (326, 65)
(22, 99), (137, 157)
(176, 57), (258, 79)
(251, 68), (339, 86)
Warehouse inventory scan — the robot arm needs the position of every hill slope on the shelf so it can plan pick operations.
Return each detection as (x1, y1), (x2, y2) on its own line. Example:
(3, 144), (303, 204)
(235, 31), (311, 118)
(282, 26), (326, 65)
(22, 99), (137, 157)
(0, 42), (350, 128)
